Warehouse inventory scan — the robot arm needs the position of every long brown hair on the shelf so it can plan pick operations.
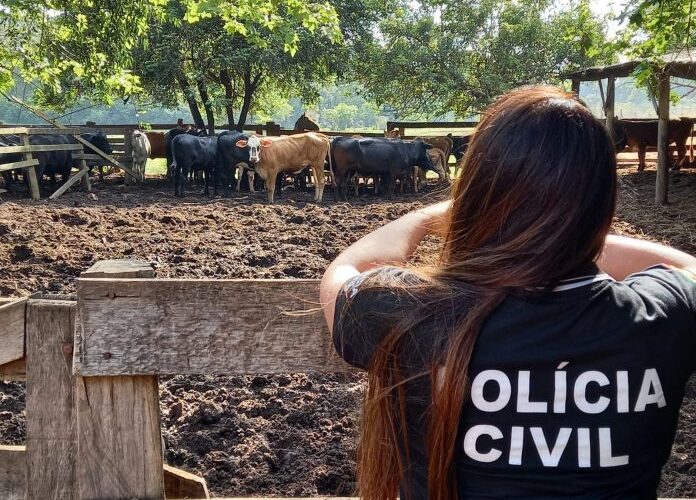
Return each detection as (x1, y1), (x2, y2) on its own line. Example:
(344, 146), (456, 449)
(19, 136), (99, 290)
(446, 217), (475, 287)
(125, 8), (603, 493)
(355, 86), (618, 500)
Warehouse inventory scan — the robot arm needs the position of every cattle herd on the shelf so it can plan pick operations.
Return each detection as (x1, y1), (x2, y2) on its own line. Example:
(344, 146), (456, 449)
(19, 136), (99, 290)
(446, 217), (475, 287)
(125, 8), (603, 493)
(0, 117), (693, 202)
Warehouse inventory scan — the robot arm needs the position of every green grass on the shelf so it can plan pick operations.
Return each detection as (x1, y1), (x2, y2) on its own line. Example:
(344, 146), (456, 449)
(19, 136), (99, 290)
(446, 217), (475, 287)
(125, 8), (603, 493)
(146, 158), (168, 177)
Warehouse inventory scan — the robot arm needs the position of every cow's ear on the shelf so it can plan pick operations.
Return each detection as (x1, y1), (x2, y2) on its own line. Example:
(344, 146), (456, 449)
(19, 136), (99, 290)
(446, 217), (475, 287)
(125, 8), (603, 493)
(260, 139), (273, 148)
(235, 140), (248, 148)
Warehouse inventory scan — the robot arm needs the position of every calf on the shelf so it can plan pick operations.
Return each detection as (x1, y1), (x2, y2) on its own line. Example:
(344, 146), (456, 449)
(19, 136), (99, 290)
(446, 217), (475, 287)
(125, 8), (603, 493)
(331, 137), (434, 201)
(384, 128), (402, 138)
(613, 118), (694, 171)
(130, 130), (151, 182)
(170, 134), (218, 197)
(234, 132), (331, 203)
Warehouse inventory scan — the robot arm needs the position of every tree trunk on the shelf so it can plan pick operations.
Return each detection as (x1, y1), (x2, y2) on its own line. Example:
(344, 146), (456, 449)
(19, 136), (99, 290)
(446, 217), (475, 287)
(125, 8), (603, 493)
(220, 69), (235, 131)
(236, 70), (262, 132)
(196, 77), (215, 136)
(176, 74), (206, 130)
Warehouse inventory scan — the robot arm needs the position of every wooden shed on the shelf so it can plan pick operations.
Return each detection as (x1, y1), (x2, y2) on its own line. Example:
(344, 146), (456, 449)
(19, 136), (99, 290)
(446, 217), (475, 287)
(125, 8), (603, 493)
(565, 51), (696, 204)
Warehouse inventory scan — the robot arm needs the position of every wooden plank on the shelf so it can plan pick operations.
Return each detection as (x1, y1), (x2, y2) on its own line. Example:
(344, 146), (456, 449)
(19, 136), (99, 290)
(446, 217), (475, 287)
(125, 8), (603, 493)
(25, 299), (78, 500)
(25, 127), (90, 136)
(75, 278), (352, 376)
(48, 167), (89, 200)
(164, 464), (209, 499)
(0, 357), (26, 381)
(0, 159), (39, 172)
(0, 445), (25, 500)
(0, 143), (83, 154)
(387, 120), (479, 129)
(75, 375), (164, 499)
(0, 298), (26, 366)
(82, 259), (154, 278)
(76, 260), (164, 500)
(20, 134), (40, 201)
(0, 127), (29, 135)
(656, 72), (671, 204)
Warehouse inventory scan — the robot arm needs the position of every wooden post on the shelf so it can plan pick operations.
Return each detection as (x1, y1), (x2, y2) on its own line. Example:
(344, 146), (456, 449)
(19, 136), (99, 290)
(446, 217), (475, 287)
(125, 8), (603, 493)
(75, 260), (164, 500)
(0, 445), (25, 500)
(266, 121), (281, 136)
(20, 134), (40, 200)
(604, 76), (616, 140)
(571, 78), (580, 96)
(25, 299), (78, 499)
(79, 158), (91, 192)
(124, 128), (135, 184)
(656, 71), (671, 205)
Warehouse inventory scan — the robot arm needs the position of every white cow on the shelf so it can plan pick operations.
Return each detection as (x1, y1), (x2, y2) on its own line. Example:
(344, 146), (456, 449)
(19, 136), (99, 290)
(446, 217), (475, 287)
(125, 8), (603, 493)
(130, 130), (151, 182)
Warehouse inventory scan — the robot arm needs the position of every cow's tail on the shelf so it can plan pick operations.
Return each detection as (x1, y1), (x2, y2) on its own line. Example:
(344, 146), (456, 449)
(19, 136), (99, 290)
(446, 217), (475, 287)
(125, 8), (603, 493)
(326, 137), (335, 188)
(169, 137), (178, 178)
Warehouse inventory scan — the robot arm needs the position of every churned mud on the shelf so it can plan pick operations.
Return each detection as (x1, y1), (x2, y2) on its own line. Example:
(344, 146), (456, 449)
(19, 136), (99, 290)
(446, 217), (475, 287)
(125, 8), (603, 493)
(0, 167), (694, 496)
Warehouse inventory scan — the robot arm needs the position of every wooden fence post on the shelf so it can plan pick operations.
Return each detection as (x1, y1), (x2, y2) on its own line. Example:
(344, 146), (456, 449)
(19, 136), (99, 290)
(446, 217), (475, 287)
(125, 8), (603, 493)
(20, 134), (40, 200)
(123, 128), (135, 184)
(604, 76), (616, 141)
(656, 72), (671, 205)
(75, 260), (165, 500)
(25, 299), (78, 499)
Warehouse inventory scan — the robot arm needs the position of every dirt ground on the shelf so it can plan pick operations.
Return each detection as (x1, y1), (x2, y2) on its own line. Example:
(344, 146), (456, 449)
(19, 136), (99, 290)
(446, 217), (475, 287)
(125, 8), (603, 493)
(0, 166), (695, 496)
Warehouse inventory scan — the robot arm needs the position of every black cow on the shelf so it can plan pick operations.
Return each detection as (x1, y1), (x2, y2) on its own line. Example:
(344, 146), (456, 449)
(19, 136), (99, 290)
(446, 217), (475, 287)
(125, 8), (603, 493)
(170, 134), (218, 197)
(165, 127), (206, 177)
(448, 133), (472, 163)
(216, 131), (250, 197)
(80, 131), (113, 179)
(331, 137), (434, 200)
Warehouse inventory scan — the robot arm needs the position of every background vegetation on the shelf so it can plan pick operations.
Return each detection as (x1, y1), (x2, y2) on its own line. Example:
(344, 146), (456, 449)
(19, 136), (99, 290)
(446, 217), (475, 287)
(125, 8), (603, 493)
(0, 0), (694, 130)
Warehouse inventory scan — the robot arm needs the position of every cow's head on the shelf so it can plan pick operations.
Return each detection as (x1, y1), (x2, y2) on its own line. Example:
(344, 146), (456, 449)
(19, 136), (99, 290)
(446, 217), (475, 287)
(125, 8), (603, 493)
(414, 140), (434, 170)
(234, 135), (272, 163)
(88, 131), (113, 155)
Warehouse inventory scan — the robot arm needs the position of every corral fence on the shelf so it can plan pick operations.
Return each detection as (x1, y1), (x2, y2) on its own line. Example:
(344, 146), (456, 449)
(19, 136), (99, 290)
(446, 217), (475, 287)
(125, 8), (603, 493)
(0, 125), (133, 200)
(0, 259), (693, 500)
(0, 259), (354, 499)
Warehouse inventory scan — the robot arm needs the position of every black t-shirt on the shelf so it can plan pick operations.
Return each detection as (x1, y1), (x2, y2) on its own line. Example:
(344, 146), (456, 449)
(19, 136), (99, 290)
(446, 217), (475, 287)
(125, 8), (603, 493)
(333, 264), (696, 500)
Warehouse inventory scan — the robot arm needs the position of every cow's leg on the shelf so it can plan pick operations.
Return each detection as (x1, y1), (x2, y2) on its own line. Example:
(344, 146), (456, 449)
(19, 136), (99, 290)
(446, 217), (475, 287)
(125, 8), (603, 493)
(236, 165), (245, 192)
(201, 169), (210, 196)
(638, 146), (646, 171)
(265, 172), (277, 203)
(353, 174), (359, 197)
(413, 166), (420, 193)
(248, 170), (255, 192)
(312, 164), (325, 202)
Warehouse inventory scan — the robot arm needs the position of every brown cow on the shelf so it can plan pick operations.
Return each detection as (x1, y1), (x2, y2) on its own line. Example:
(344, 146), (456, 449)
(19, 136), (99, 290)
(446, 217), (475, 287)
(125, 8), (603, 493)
(235, 132), (331, 203)
(613, 118), (694, 171)
(384, 128), (402, 138)
(416, 136), (453, 171)
(145, 132), (166, 159)
(294, 113), (320, 132)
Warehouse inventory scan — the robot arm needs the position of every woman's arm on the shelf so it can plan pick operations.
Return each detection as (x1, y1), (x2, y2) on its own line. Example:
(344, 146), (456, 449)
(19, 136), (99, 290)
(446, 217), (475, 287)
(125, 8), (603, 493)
(598, 234), (696, 280)
(319, 201), (451, 333)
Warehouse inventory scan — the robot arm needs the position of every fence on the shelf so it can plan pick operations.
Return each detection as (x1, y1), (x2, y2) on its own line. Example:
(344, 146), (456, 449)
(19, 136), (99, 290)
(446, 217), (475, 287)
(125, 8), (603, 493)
(0, 259), (352, 499)
(0, 126), (133, 199)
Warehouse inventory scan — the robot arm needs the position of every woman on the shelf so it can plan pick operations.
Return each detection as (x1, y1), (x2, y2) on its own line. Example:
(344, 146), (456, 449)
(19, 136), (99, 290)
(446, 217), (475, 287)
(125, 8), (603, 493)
(319, 86), (696, 500)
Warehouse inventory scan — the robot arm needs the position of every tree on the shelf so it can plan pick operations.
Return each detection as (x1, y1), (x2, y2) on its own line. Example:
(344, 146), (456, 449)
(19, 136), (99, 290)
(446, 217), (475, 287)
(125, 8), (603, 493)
(353, 0), (616, 118)
(0, 0), (341, 112)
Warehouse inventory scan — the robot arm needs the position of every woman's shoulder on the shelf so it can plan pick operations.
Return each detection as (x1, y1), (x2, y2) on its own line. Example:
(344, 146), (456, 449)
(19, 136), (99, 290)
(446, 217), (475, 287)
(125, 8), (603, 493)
(619, 264), (696, 312)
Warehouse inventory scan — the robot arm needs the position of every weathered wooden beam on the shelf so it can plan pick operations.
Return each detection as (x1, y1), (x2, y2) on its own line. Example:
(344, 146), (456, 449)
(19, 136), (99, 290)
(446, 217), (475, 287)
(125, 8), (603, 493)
(20, 134), (40, 201)
(25, 299), (78, 500)
(0, 298), (26, 366)
(656, 72), (671, 205)
(164, 464), (209, 499)
(75, 278), (352, 376)
(48, 167), (89, 200)
(0, 357), (26, 381)
(571, 78), (580, 95)
(0, 445), (25, 500)
(75, 260), (164, 500)
(604, 76), (616, 141)
(0, 143), (83, 154)
(82, 259), (155, 278)
(0, 159), (39, 172)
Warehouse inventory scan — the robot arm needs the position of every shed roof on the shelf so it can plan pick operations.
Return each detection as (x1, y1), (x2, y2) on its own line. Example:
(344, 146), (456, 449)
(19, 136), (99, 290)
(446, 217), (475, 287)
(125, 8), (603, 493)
(565, 50), (696, 81)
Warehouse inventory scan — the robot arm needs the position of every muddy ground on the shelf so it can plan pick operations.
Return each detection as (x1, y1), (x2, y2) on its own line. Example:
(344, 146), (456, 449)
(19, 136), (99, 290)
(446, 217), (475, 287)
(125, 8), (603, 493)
(0, 166), (695, 496)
